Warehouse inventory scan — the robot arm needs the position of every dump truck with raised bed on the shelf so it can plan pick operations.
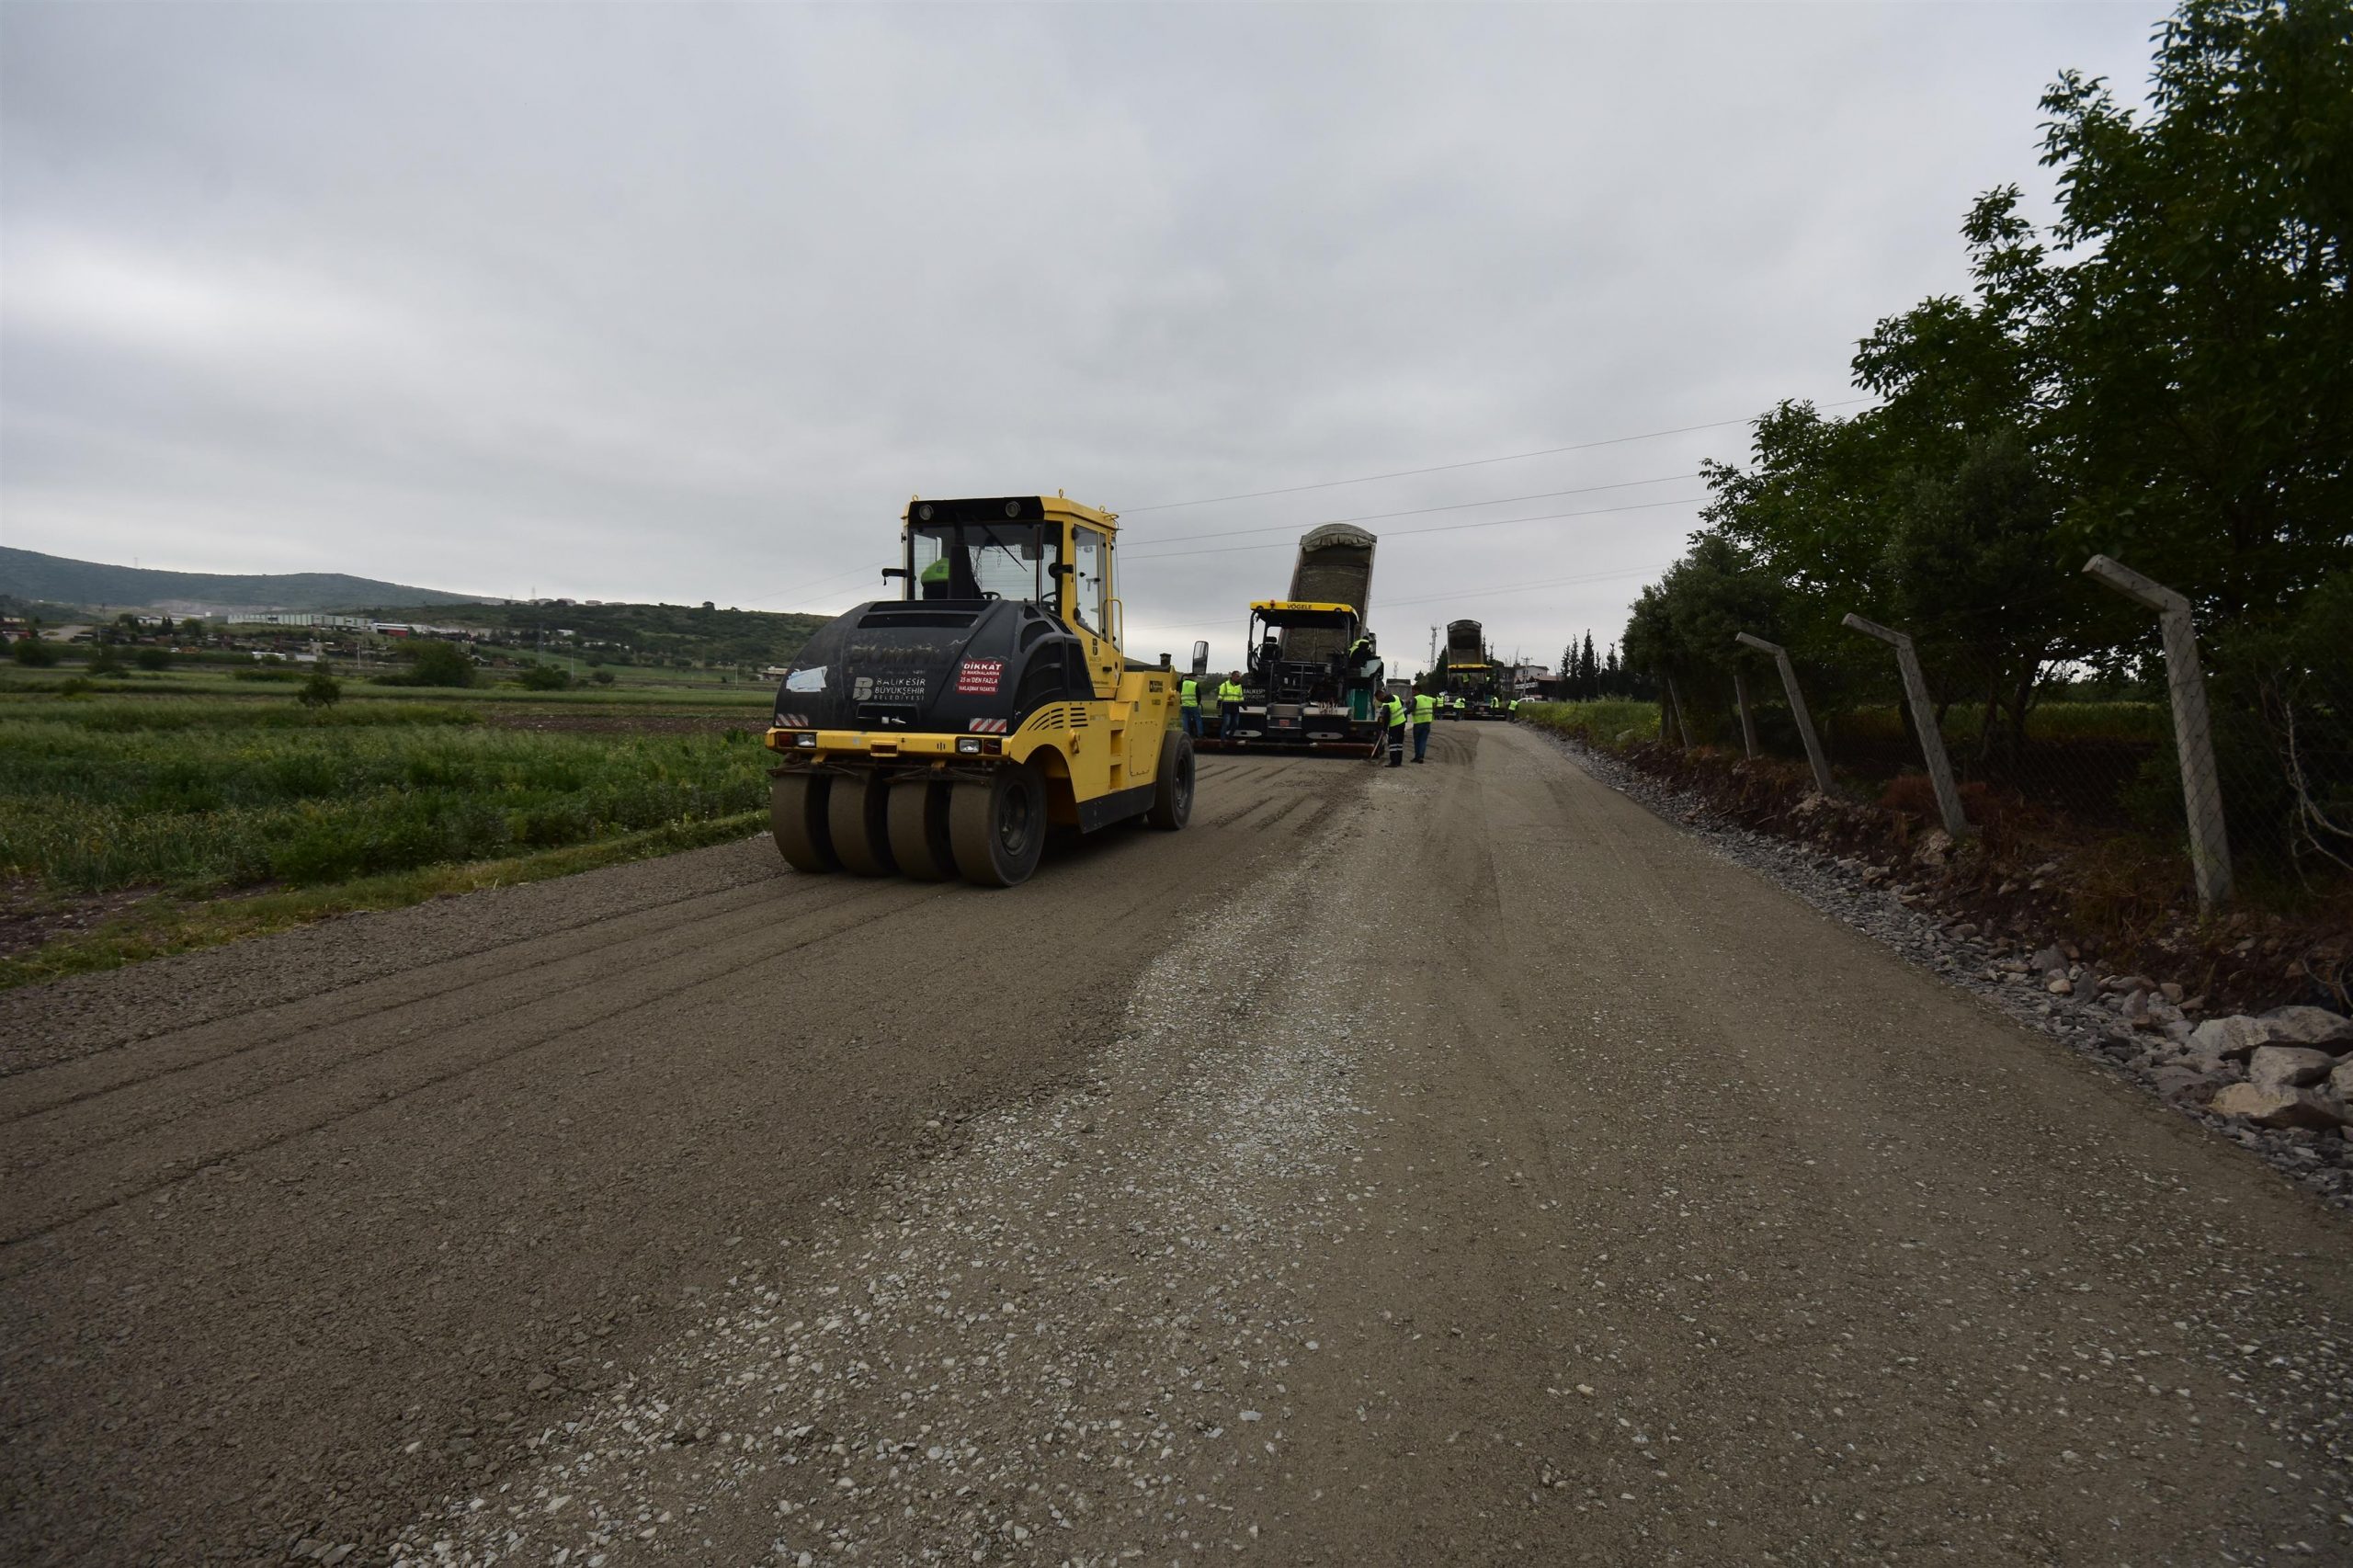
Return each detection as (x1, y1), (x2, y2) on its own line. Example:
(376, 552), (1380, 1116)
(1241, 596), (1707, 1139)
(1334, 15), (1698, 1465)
(1436, 618), (1507, 719)
(1197, 524), (1382, 756)
(763, 494), (1192, 887)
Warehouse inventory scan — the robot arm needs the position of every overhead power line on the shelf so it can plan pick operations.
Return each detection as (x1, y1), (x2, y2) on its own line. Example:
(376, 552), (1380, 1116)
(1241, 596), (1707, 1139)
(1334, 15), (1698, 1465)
(1132, 562), (1672, 638)
(1381, 562), (1670, 612)
(741, 560), (895, 612)
(1135, 472), (1700, 547)
(1122, 494), (1704, 562)
(1120, 398), (1871, 513)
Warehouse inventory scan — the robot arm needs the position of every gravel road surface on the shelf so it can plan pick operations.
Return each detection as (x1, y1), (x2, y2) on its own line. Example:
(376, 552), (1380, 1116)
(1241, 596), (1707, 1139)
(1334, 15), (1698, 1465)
(5, 726), (2349, 1565)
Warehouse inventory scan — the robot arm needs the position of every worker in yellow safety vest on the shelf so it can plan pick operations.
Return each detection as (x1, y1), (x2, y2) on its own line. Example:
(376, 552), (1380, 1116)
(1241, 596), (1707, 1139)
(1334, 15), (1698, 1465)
(1381, 692), (1406, 767)
(1179, 674), (1200, 737)
(1411, 689), (1436, 762)
(1216, 673), (1245, 737)
(919, 554), (952, 600)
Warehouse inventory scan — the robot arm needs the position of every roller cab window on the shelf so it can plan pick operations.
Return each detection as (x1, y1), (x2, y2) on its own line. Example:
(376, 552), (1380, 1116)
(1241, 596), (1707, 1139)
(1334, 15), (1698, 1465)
(908, 521), (1053, 604)
(1069, 526), (1109, 632)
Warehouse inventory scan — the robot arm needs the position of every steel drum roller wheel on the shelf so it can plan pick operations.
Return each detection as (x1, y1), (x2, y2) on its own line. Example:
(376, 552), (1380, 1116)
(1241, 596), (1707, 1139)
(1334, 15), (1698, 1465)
(826, 772), (899, 876)
(770, 774), (837, 873)
(886, 778), (956, 881)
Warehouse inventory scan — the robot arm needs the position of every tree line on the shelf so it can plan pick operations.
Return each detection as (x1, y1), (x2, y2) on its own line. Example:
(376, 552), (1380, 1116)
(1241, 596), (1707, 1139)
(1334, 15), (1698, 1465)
(1619, 0), (2349, 799)
(1555, 631), (1651, 700)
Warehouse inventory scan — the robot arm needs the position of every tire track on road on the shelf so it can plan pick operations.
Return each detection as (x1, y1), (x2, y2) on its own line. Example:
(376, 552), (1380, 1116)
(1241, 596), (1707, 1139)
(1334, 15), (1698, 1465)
(1, 876), (954, 1249)
(0, 874), (878, 1130)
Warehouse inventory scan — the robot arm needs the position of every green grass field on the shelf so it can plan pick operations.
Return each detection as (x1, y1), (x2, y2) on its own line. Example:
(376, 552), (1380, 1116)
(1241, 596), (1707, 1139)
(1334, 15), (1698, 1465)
(0, 680), (779, 989)
(0, 663), (774, 707)
(1514, 699), (1662, 748)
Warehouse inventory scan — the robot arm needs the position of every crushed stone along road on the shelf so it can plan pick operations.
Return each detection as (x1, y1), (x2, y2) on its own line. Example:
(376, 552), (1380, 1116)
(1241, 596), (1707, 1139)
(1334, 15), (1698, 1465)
(4, 727), (2350, 1565)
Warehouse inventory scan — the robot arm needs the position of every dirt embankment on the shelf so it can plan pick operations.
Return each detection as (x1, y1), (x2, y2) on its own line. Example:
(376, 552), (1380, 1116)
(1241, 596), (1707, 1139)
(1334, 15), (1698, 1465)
(1597, 736), (2349, 1016)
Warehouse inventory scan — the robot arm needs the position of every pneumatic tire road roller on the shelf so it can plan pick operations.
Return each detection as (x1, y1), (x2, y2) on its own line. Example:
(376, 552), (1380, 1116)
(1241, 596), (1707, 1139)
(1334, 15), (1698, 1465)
(763, 494), (1194, 888)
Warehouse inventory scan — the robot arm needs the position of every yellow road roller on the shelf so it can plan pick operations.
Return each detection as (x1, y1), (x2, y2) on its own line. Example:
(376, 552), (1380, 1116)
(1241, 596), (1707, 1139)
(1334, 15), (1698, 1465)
(762, 494), (1194, 886)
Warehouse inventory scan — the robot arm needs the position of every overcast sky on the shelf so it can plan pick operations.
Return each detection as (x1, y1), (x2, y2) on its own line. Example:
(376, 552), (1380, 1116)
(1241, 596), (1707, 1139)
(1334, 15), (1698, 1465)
(2, 2), (2159, 672)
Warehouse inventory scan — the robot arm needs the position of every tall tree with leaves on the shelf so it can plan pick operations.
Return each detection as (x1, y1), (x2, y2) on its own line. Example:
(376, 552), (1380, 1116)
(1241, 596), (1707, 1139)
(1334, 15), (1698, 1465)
(2032, 0), (2353, 619)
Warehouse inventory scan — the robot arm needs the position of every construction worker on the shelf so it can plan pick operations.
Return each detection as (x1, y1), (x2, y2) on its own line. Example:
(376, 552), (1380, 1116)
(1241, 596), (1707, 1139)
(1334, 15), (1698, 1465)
(1216, 671), (1245, 736)
(1411, 687), (1436, 762)
(919, 553), (952, 600)
(1381, 690), (1406, 767)
(1179, 672), (1201, 736)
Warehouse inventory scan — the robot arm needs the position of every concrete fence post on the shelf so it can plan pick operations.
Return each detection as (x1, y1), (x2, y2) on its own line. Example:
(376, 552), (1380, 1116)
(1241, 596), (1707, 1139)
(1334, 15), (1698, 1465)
(1732, 666), (1759, 759)
(2083, 554), (2233, 909)
(1841, 613), (1970, 840)
(1664, 676), (1690, 750)
(1733, 632), (1834, 796)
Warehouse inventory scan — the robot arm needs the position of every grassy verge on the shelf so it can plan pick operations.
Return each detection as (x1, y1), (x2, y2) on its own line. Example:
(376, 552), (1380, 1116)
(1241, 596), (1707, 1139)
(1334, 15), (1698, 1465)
(1514, 699), (1661, 748)
(2, 699), (770, 892)
(0, 811), (766, 992)
(0, 666), (773, 706)
(0, 681), (783, 989)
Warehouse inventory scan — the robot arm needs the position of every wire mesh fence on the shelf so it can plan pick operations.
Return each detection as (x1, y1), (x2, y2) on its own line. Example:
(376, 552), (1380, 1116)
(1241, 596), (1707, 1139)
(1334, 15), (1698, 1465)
(1620, 555), (2352, 919)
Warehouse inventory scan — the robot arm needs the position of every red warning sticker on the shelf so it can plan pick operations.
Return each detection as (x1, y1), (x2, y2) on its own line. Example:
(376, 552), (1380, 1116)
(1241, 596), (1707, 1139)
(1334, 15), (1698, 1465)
(955, 659), (1005, 695)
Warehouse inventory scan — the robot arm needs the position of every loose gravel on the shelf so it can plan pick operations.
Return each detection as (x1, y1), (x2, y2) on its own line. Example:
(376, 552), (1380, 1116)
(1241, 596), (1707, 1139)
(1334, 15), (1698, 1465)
(397, 849), (1390, 1565)
(1537, 730), (2353, 1212)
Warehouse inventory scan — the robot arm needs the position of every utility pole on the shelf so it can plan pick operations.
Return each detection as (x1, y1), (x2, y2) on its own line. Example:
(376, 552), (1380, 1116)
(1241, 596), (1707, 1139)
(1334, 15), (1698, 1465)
(1427, 625), (1438, 673)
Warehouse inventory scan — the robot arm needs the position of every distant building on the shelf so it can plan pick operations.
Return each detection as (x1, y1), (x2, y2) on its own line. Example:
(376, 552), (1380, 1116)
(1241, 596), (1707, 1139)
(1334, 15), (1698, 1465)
(224, 612), (372, 631)
(369, 621), (488, 639)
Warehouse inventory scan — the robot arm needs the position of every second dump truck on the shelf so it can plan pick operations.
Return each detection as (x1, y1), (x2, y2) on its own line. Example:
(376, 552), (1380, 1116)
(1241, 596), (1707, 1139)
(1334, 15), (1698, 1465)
(1435, 618), (1509, 719)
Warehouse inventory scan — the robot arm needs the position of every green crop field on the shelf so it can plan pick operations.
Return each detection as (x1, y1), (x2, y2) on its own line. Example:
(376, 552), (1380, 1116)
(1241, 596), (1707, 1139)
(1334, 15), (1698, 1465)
(0, 663), (776, 708)
(0, 681), (781, 989)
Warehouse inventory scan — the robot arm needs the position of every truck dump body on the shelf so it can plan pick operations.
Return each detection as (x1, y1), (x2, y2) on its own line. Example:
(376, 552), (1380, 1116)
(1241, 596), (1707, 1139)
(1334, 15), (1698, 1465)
(1198, 524), (1382, 758)
(1284, 524), (1377, 666)
(1438, 618), (1509, 718)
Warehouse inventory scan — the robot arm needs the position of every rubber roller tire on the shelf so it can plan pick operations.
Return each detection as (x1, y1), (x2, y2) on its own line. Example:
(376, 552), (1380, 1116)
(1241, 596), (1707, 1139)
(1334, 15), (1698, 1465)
(949, 764), (1047, 888)
(769, 774), (836, 873)
(885, 778), (956, 881)
(825, 771), (898, 877)
(1146, 730), (1194, 831)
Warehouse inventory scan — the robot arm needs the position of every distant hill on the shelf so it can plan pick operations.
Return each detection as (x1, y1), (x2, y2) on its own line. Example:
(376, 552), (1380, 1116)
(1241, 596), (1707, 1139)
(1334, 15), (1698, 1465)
(0, 547), (490, 613)
(369, 599), (835, 668)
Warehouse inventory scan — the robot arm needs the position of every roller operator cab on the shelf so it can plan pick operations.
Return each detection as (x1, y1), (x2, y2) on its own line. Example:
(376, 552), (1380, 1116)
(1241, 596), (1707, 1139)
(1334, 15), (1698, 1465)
(764, 494), (1193, 887)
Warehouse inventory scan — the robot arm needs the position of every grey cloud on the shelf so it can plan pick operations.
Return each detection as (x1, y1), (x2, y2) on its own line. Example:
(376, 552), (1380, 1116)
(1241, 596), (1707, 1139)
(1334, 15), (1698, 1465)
(3, 3), (2155, 670)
